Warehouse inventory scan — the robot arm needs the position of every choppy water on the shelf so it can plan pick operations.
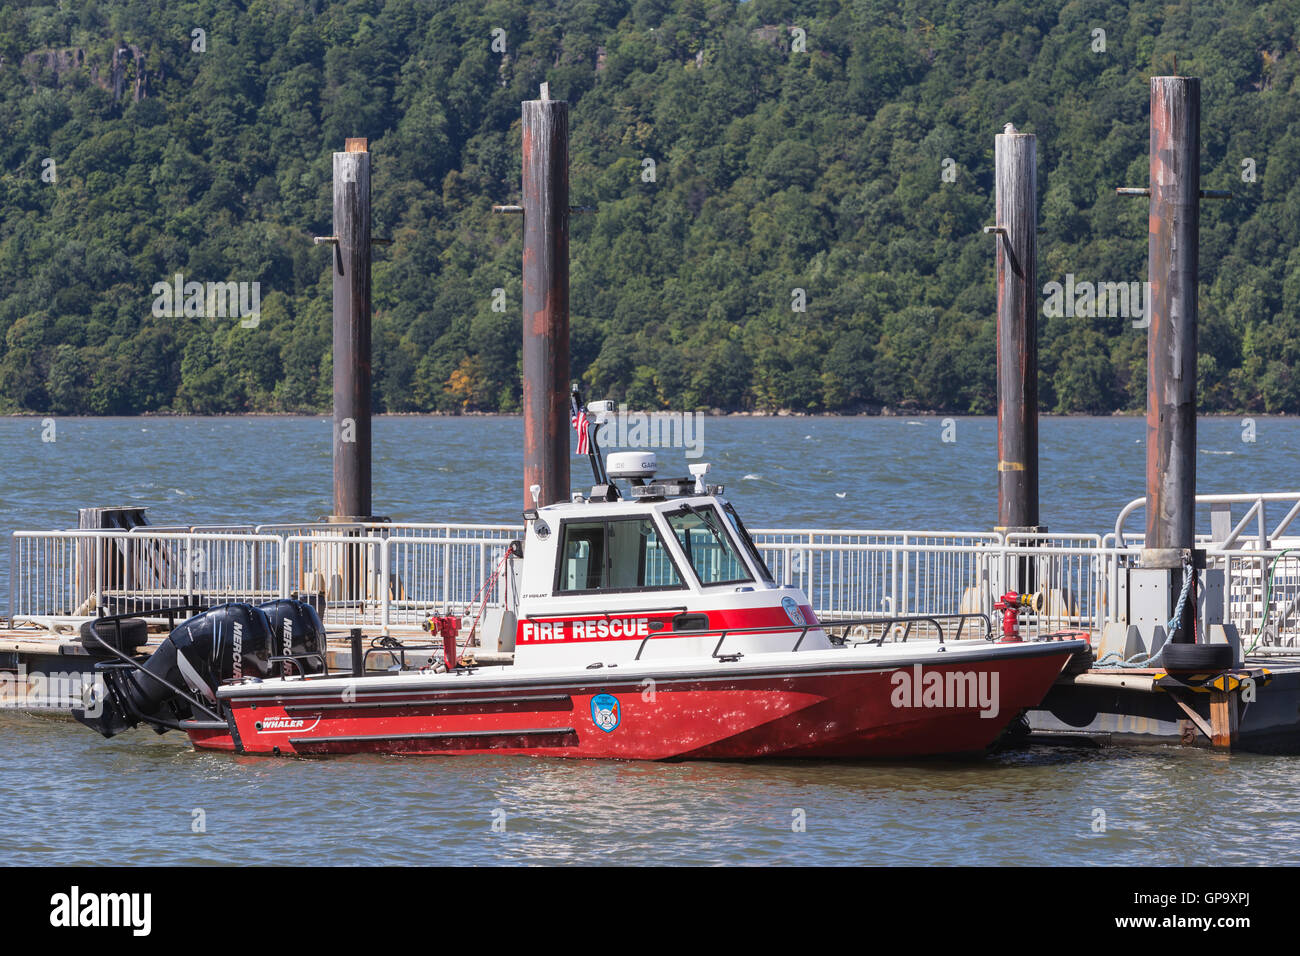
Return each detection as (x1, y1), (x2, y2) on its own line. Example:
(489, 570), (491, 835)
(2, 414), (1299, 866)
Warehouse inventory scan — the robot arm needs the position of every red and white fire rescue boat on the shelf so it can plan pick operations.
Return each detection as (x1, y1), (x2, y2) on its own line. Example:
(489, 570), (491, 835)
(77, 433), (1084, 759)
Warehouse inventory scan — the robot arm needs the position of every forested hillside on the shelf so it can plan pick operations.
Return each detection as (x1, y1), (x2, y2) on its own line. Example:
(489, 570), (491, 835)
(2, 0), (1298, 415)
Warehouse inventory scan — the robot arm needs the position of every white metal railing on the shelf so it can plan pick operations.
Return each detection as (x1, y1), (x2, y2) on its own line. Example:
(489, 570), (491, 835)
(1209, 548), (1300, 649)
(8, 523), (1300, 650)
(752, 540), (1000, 624)
(1114, 492), (1300, 550)
(253, 521), (521, 540)
(751, 529), (1002, 549)
(277, 534), (514, 631)
(10, 530), (282, 621)
(9, 526), (518, 632)
(999, 543), (1110, 638)
(751, 530), (1004, 622)
(750, 537), (1110, 638)
(385, 535), (513, 629)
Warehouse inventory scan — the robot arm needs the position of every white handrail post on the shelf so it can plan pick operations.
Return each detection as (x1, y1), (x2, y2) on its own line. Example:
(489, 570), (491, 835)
(279, 537), (290, 599)
(381, 538), (391, 636)
(806, 546), (815, 611)
(889, 548), (898, 616)
(7, 534), (15, 624)
(94, 534), (103, 616)
(442, 543), (450, 607)
(900, 538), (910, 616)
(829, 548), (838, 616)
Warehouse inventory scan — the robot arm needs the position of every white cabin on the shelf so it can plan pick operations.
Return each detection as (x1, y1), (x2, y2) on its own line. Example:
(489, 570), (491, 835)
(507, 456), (828, 668)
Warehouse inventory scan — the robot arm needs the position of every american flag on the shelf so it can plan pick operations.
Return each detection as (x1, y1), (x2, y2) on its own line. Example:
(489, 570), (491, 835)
(571, 406), (590, 456)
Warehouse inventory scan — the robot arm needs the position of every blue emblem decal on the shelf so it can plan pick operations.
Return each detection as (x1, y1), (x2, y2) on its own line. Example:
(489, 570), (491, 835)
(782, 596), (805, 625)
(591, 693), (621, 733)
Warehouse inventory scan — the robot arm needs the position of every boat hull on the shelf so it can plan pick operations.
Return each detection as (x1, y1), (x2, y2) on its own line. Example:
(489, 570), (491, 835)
(193, 641), (1083, 760)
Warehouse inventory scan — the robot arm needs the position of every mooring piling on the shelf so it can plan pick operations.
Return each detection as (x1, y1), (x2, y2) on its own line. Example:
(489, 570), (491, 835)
(519, 86), (571, 510)
(988, 124), (1041, 536)
(321, 137), (374, 522)
(313, 137), (380, 606)
(1110, 75), (1228, 656)
(1144, 77), (1201, 563)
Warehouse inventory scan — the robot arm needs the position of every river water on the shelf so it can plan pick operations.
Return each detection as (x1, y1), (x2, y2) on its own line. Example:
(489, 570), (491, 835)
(2, 414), (1298, 865)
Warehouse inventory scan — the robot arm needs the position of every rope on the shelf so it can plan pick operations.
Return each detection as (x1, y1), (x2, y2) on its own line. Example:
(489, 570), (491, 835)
(1166, 560), (1195, 635)
(1092, 648), (1163, 669)
(1094, 560), (1195, 669)
(459, 546), (514, 653)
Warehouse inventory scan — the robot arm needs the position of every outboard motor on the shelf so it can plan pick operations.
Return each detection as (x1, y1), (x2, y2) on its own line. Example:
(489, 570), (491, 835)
(257, 598), (327, 677)
(74, 602), (276, 738)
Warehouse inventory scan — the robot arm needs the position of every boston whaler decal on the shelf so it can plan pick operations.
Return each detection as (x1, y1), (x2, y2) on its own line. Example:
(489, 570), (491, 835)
(256, 715), (320, 734)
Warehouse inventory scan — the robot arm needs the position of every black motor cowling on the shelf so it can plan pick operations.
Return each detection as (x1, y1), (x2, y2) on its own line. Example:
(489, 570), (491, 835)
(75, 601), (303, 738)
(258, 598), (327, 677)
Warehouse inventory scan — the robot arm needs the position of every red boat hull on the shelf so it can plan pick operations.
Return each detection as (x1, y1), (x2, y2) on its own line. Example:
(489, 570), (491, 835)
(191, 645), (1078, 759)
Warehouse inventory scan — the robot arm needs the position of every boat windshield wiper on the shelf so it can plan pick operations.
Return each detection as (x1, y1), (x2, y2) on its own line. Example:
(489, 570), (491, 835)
(681, 501), (725, 540)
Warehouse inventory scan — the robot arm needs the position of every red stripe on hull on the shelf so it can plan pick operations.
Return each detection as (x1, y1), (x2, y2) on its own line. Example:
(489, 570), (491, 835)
(515, 604), (816, 646)
(193, 649), (1074, 760)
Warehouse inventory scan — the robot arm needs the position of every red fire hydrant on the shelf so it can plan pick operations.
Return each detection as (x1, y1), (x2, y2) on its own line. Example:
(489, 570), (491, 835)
(993, 591), (1032, 642)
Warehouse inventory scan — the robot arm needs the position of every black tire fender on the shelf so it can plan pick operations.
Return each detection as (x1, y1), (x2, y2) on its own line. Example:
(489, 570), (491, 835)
(79, 617), (149, 654)
(1160, 642), (1234, 672)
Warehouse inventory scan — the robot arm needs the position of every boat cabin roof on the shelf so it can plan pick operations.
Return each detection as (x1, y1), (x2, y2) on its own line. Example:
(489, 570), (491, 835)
(525, 492), (777, 595)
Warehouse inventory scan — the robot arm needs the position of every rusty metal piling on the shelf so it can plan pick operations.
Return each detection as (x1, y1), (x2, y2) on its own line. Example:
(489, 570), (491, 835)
(1144, 77), (1200, 560)
(989, 125), (1040, 535)
(1115, 76), (1228, 650)
(520, 89), (571, 509)
(327, 137), (374, 521)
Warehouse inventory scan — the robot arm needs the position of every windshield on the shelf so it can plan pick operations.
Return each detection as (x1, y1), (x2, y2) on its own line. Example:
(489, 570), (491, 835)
(664, 506), (752, 586)
(721, 502), (775, 585)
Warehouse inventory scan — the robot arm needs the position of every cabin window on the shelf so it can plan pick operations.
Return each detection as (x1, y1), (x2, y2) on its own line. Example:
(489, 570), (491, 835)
(555, 518), (684, 594)
(558, 522), (605, 592)
(665, 506), (752, 587)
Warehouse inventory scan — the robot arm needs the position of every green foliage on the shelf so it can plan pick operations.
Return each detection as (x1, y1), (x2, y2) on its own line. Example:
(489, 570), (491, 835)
(1, 0), (1298, 415)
